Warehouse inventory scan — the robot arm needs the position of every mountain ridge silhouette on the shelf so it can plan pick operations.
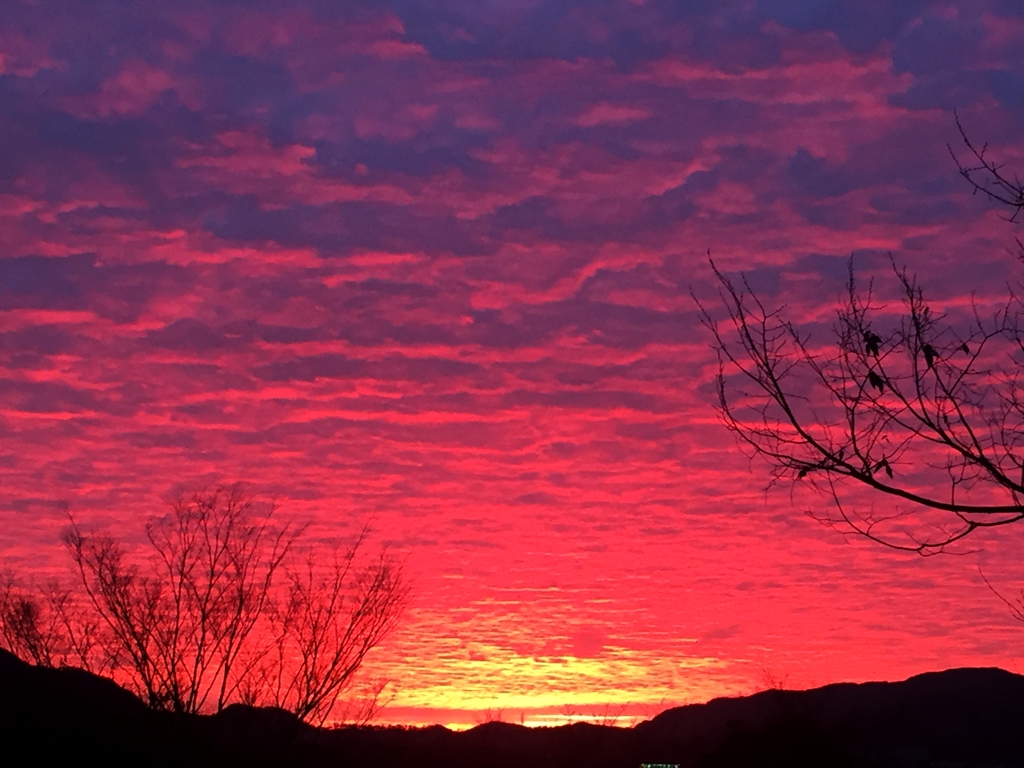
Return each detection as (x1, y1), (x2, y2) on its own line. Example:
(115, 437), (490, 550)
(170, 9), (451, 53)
(1, 649), (1021, 766)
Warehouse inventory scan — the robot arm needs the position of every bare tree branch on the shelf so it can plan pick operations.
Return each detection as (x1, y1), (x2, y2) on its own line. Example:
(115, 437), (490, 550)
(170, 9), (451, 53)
(270, 538), (407, 726)
(949, 112), (1024, 223)
(695, 254), (1024, 553)
(979, 569), (1024, 623)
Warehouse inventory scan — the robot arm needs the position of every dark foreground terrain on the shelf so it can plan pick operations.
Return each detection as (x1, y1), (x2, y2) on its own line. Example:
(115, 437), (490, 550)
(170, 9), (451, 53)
(1, 649), (1021, 767)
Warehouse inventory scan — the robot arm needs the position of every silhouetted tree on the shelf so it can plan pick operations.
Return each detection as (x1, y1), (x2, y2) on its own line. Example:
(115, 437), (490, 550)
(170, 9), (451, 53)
(1, 484), (407, 724)
(0, 574), (99, 671)
(1, 575), (65, 668)
(697, 122), (1024, 553)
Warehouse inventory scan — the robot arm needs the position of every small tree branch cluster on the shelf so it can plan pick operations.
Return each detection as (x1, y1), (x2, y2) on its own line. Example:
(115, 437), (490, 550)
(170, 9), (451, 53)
(949, 112), (1024, 260)
(695, 256), (1024, 553)
(950, 112), (1024, 223)
(695, 119), (1024, 554)
(0, 574), (101, 671)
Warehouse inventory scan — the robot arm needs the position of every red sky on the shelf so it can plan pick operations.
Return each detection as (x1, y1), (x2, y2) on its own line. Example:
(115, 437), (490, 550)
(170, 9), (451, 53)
(2, 0), (1024, 728)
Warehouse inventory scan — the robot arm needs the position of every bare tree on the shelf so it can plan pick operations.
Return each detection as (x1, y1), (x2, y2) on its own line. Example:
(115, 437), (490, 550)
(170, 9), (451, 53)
(696, 120), (1024, 554)
(62, 485), (296, 713)
(0, 573), (99, 670)
(696, 257), (1024, 553)
(3, 483), (407, 725)
(1, 574), (62, 668)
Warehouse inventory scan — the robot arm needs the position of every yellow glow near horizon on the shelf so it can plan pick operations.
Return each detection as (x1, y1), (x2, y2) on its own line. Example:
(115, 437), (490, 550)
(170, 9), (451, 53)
(383, 640), (734, 714)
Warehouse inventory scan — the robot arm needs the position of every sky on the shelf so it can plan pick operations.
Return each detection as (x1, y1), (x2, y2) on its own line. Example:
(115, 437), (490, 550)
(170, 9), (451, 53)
(2, 0), (1024, 729)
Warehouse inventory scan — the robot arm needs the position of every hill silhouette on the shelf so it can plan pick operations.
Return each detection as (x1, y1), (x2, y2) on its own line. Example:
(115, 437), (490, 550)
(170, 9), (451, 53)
(1, 649), (1021, 767)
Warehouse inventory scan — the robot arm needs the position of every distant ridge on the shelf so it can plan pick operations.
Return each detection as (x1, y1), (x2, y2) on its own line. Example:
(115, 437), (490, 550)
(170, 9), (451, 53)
(638, 667), (1024, 767)
(1, 649), (1021, 767)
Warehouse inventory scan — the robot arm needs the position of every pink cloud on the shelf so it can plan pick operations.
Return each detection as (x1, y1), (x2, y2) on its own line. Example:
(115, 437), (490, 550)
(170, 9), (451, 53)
(575, 103), (653, 127)
(1, 0), (1023, 728)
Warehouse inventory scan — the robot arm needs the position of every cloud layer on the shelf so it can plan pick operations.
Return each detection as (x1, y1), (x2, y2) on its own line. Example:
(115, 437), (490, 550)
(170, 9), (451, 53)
(2, 0), (1024, 726)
